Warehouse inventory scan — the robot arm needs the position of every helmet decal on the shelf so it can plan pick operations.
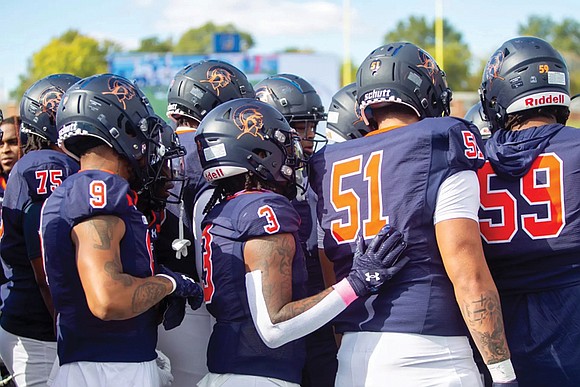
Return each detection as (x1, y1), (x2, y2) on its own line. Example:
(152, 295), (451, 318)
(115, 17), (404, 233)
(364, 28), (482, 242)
(103, 77), (137, 110)
(484, 50), (505, 86)
(201, 66), (233, 96)
(234, 105), (265, 140)
(39, 87), (63, 122)
(417, 49), (438, 83)
(369, 60), (381, 76)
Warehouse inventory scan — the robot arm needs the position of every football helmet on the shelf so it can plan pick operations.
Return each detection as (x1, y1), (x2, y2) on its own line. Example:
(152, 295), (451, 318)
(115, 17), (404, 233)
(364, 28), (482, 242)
(356, 42), (451, 125)
(195, 98), (306, 199)
(479, 36), (570, 131)
(166, 59), (255, 124)
(464, 102), (491, 140)
(326, 83), (369, 142)
(57, 73), (185, 194)
(20, 73), (81, 145)
(255, 73), (326, 123)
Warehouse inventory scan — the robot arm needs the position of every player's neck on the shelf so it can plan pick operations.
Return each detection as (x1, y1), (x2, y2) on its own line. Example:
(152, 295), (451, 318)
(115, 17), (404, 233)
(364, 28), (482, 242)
(376, 116), (419, 129)
(510, 116), (557, 131)
(80, 146), (132, 180)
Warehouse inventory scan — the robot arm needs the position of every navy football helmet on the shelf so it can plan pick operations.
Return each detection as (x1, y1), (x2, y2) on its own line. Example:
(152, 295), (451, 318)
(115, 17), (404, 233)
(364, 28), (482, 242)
(255, 73), (326, 123)
(195, 98), (306, 198)
(57, 73), (185, 194)
(479, 36), (570, 131)
(20, 73), (81, 145)
(166, 59), (255, 124)
(464, 102), (491, 140)
(356, 42), (451, 126)
(326, 83), (369, 142)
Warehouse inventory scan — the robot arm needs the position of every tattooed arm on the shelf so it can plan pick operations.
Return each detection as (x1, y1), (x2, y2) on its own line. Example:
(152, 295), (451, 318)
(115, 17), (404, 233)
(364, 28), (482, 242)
(436, 218), (511, 365)
(72, 215), (173, 321)
(244, 233), (333, 325)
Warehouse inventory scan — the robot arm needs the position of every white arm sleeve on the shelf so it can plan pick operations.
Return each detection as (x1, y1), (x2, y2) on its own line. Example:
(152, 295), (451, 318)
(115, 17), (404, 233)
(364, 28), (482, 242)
(433, 170), (480, 224)
(246, 270), (348, 348)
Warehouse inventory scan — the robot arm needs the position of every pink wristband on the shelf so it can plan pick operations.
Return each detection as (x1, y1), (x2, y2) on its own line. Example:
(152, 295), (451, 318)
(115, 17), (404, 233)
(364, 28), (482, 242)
(333, 278), (358, 306)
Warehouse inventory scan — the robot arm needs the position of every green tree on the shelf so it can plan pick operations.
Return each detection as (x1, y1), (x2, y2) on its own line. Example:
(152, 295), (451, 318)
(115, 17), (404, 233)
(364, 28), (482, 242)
(135, 36), (173, 53)
(384, 16), (472, 91)
(173, 22), (254, 54)
(518, 16), (580, 94)
(11, 30), (110, 101)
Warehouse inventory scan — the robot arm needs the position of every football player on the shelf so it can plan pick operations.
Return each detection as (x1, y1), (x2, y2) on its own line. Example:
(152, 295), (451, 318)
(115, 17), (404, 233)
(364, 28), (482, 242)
(309, 42), (517, 386)
(40, 74), (203, 387)
(464, 101), (491, 140)
(0, 74), (80, 387)
(156, 59), (255, 386)
(325, 82), (369, 143)
(195, 98), (408, 386)
(479, 36), (578, 386)
(255, 73), (337, 386)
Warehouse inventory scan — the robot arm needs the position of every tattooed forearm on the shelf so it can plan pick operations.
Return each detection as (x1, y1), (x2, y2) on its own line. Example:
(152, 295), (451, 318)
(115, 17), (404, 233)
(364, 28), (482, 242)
(87, 217), (120, 250)
(460, 291), (511, 364)
(131, 279), (169, 314)
(273, 288), (334, 323)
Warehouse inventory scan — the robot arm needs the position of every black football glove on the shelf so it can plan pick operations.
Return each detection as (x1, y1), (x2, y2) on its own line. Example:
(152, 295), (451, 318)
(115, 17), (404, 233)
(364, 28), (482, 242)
(346, 224), (409, 297)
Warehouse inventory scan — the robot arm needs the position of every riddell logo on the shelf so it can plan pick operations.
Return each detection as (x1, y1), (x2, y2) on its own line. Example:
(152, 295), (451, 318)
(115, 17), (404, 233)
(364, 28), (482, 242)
(525, 93), (565, 107)
(204, 168), (224, 181)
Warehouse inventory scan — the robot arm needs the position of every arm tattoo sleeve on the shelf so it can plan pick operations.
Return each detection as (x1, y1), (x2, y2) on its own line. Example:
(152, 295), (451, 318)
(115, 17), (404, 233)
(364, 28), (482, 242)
(461, 291), (510, 363)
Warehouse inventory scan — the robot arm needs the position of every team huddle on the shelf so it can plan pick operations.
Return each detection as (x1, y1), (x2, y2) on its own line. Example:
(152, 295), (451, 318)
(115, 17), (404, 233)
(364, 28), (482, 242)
(0, 36), (576, 387)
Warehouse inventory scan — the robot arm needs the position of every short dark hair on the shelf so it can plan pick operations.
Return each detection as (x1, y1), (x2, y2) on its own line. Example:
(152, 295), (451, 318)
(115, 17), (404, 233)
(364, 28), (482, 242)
(505, 106), (570, 130)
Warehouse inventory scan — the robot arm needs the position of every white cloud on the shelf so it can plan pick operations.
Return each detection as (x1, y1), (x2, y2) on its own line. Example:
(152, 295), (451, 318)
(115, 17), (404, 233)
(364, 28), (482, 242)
(154, 0), (344, 37)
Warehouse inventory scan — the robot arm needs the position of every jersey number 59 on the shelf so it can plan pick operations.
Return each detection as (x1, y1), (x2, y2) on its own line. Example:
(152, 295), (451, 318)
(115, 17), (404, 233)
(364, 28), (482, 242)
(478, 153), (565, 243)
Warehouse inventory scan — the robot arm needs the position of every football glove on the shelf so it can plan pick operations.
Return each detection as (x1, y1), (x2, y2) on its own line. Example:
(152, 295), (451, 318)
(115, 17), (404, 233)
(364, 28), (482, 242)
(156, 264), (203, 300)
(346, 224), (409, 297)
(160, 296), (186, 331)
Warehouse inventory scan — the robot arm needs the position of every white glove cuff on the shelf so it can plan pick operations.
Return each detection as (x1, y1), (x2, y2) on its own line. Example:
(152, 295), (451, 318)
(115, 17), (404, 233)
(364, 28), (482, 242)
(156, 274), (177, 294)
(487, 359), (516, 383)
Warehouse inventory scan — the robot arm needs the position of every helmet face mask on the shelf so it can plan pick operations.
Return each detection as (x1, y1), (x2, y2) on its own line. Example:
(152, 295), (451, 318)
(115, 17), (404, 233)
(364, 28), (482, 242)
(20, 74), (81, 145)
(195, 98), (307, 200)
(356, 42), (452, 127)
(166, 59), (256, 124)
(57, 74), (185, 198)
(479, 36), (570, 132)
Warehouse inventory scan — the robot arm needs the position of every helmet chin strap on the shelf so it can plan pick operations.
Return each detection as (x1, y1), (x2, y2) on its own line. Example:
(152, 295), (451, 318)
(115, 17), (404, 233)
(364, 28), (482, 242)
(171, 199), (191, 259)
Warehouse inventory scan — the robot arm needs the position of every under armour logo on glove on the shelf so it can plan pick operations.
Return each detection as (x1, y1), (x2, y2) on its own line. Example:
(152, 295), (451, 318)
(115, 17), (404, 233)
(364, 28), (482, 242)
(346, 224), (410, 297)
(365, 272), (381, 283)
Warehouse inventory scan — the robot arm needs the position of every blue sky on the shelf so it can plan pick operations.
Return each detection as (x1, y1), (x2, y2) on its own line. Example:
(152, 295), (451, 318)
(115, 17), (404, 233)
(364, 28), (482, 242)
(0, 0), (576, 102)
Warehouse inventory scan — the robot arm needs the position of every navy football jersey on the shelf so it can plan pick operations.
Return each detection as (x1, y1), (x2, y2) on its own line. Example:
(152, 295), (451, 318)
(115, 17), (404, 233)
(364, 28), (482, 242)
(0, 150), (78, 341)
(41, 170), (158, 364)
(201, 190), (307, 384)
(310, 117), (485, 336)
(480, 124), (580, 293)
